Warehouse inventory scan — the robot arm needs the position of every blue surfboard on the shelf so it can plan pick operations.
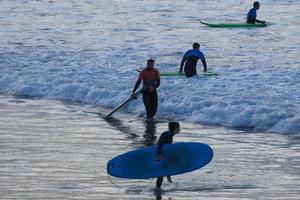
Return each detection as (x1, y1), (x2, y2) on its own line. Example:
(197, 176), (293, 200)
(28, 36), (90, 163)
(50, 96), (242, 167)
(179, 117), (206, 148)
(107, 142), (213, 179)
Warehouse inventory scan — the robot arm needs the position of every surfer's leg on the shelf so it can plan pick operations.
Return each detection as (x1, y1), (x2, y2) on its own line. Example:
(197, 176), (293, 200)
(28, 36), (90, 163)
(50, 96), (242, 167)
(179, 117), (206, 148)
(156, 176), (164, 188)
(142, 91), (151, 119)
(149, 90), (158, 119)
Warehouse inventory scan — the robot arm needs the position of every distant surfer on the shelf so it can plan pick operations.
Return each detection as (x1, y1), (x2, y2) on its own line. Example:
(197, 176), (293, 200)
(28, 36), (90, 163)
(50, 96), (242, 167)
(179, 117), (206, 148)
(155, 122), (181, 192)
(179, 42), (207, 78)
(247, 2), (266, 24)
(131, 59), (160, 120)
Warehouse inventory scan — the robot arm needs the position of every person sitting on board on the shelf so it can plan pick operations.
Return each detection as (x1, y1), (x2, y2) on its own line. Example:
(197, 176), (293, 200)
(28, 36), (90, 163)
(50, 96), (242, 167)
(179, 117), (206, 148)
(179, 42), (207, 78)
(131, 59), (160, 120)
(155, 122), (181, 191)
(247, 2), (266, 24)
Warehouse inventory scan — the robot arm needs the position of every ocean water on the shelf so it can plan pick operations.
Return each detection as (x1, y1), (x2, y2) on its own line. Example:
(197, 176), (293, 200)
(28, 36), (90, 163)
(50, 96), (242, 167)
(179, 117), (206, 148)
(0, 0), (299, 134)
(0, 96), (299, 200)
(0, 0), (300, 199)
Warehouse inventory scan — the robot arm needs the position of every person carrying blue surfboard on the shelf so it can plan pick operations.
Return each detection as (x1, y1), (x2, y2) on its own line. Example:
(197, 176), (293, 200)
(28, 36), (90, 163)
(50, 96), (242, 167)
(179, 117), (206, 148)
(179, 42), (207, 78)
(247, 2), (266, 24)
(131, 59), (160, 120)
(155, 122), (181, 191)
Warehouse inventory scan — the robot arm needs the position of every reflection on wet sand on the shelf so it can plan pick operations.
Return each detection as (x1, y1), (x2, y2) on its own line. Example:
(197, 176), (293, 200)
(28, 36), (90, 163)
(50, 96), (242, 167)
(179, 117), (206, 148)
(104, 116), (140, 139)
(143, 121), (157, 146)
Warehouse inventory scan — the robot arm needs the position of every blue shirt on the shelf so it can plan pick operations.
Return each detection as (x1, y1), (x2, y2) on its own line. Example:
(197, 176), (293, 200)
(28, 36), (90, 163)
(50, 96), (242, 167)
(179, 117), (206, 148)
(247, 8), (257, 23)
(182, 49), (205, 60)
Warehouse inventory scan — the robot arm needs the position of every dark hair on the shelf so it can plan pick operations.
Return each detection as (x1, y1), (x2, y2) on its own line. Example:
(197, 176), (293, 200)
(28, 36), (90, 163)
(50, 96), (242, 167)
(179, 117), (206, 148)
(253, 1), (260, 7)
(168, 122), (180, 131)
(193, 42), (200, 49)
(147, 59), (155, 64)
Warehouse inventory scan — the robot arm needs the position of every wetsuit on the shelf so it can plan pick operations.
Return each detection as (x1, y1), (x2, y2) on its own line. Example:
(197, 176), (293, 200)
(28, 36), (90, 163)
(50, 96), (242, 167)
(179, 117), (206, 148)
(247, 8), (264, 24)
(156, 130), (174, 188)
(133, 67), (160, 119)
(180, 48), (207, 77)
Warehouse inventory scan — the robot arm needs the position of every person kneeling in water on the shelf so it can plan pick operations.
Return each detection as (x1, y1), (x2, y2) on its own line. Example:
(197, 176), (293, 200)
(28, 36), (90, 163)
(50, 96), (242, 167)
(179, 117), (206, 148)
(247, 1), (266, 24)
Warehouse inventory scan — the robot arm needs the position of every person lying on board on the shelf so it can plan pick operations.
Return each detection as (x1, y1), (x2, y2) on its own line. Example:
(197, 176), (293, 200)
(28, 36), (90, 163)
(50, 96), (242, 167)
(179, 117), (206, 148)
(179, 42), (207, 78)
(247, 1), (266, 24)
(155, 122), (181, 192)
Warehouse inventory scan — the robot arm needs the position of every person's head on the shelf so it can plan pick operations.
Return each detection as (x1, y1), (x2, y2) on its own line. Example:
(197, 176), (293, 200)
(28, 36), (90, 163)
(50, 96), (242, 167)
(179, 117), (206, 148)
(193, 42), (200, 50)
(168, 122), (180, 134)
(147, 59), (155, 68)
(253, 1), (260, 9)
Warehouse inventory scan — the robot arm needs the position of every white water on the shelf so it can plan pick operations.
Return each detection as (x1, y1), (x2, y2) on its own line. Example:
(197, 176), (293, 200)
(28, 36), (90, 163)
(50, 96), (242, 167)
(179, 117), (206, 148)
(0, 0), (299, 134)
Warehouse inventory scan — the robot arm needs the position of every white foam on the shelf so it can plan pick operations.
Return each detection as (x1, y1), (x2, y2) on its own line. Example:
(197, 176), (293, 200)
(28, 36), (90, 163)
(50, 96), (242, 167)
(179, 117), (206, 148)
(0, 0), (299, 134)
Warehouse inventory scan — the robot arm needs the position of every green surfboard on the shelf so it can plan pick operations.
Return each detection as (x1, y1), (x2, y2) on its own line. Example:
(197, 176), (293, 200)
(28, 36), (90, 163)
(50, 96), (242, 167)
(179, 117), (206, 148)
(160, 71), (218, 77)
(200, 21), (267, 28)
(160, 72), (185, 77)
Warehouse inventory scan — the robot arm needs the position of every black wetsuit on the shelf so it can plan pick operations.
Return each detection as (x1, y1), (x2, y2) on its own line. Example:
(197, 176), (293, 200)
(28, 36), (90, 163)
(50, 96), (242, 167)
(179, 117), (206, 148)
(156, 130), (174, 188)
(247, 7), (264, 24)
(180, 48), (207, 77)
(142, 89), (158, 119)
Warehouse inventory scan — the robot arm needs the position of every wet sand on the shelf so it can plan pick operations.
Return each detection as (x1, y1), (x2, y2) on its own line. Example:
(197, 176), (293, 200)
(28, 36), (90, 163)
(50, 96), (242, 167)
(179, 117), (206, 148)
(0, 95), (299, 200)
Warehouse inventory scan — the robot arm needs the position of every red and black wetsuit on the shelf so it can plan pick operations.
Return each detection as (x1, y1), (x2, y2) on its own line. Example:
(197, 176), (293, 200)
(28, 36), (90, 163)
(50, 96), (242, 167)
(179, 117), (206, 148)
(133, 67), (160, 119)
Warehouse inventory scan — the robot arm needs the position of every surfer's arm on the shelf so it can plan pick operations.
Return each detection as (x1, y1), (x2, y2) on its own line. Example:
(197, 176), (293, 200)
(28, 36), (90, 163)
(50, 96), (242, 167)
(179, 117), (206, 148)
(179, 53), (187, 73)
(199, 52), (207, 72)
(201, 57), (207, 72)
(156, 135), (166, 161)
(255, 19), (266, 24)
(132, 79), (141, 95)
(149, 79), (160, 92)
(156, 132), (170, 161)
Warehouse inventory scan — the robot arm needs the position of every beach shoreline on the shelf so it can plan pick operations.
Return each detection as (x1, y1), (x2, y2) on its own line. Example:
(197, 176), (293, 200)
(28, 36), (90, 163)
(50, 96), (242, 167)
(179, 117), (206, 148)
(0, 95), (299, 200)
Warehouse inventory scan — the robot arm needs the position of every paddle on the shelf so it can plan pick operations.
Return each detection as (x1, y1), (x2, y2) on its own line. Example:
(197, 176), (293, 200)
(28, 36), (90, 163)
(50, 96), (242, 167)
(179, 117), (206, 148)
(160, 71), (218, 77)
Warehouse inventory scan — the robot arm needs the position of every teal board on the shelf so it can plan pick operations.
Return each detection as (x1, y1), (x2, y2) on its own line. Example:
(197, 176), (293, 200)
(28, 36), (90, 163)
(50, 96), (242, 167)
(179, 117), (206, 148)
(200, 21), (267, 28)
(107, 142), (213, 179)
(160, 71), (218, 77)
(160, 72), (185, 77)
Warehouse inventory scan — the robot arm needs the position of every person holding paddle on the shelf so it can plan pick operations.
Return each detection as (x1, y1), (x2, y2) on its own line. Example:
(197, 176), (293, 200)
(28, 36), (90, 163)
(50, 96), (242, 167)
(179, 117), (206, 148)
(131, 59), (160, 121)
(179, 42), (207, 78)
(247, 2), (266, 24)
(155, 122), (181, 192)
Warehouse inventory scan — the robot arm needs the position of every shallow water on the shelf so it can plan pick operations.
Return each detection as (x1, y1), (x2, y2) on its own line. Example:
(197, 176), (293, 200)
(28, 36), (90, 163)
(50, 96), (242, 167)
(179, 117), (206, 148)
(0, 0), (299, 198)
(0, 96), (299, 199)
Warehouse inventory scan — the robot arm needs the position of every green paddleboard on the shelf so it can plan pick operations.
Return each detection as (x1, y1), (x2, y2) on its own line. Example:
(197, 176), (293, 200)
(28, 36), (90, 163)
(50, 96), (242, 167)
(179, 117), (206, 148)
(160, 72), (185, 77)
(160, 71), (218, 77)
(200, 21), (267, 28)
